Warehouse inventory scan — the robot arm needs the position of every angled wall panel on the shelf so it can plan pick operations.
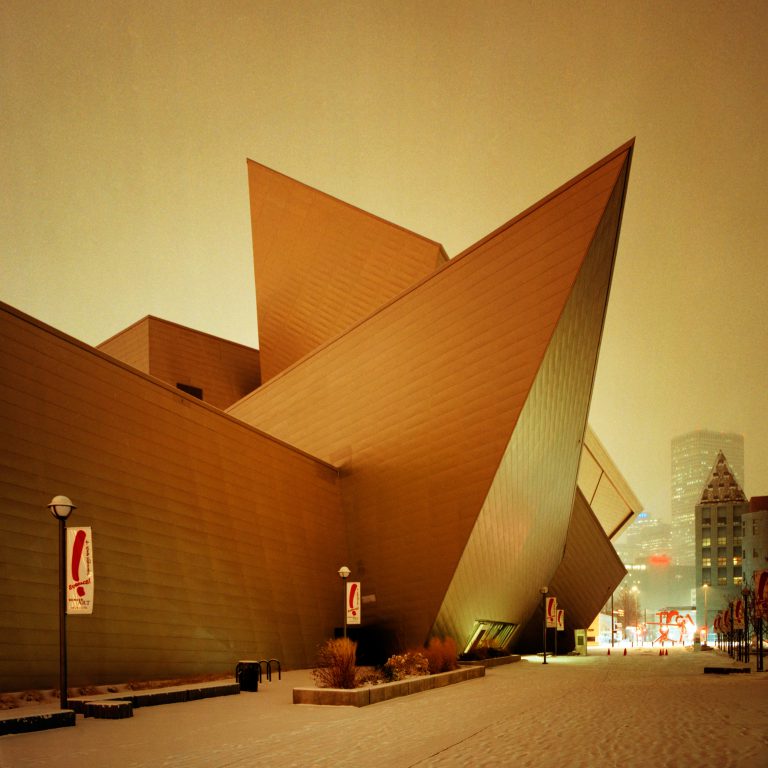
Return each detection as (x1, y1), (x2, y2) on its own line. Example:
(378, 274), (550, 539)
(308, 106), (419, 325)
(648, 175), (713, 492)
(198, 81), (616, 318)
(0, 303), (341, 691)
(98, 317), (261, 411)
(434, 158), (629, 644)
(515, 488), (627, 653)
(248, 161), (447, 382)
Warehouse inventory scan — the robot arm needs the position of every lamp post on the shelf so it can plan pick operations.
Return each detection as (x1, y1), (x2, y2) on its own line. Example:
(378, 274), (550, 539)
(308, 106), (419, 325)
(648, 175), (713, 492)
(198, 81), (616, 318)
(631, 586), (639, 647)
(540, 586), (548, 665)
(742, 585), (750, 663)
(338, 566), (351, 639)
(48, 495), (76, 710)
(703, 583), (709, 648)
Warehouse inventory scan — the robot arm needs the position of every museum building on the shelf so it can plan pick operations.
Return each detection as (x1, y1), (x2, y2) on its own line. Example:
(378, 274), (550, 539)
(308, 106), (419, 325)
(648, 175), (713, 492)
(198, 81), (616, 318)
(0, 141), (638, 692)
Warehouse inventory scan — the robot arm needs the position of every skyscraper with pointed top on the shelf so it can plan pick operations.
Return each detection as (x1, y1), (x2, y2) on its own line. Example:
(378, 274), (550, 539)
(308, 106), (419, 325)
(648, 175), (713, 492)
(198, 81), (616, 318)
(694, 451), (749, 620)
(671, 430), (745, 568)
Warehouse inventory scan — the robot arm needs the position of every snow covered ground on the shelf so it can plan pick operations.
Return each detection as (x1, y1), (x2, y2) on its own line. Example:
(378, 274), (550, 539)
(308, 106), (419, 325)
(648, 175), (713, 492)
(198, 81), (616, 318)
(1, 646), (766, 768)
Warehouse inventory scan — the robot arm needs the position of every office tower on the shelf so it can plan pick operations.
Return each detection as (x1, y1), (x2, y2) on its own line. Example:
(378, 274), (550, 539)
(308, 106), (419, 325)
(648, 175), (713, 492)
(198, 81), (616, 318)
(694, 452), (748, 617)
(671, 430), (744, 567)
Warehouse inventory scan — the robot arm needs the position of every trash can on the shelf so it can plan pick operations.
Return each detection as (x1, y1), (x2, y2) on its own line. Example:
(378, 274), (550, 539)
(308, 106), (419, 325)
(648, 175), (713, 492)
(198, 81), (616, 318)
(235, 660), (260, 692)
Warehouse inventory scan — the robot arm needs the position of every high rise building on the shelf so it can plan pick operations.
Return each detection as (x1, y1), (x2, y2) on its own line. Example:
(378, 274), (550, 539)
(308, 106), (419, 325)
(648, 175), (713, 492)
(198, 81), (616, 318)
(742, 496), (768, 587)
(614, 512), (671, 564)
(694, 452), (748, 621)
(671, 430), (744, 567)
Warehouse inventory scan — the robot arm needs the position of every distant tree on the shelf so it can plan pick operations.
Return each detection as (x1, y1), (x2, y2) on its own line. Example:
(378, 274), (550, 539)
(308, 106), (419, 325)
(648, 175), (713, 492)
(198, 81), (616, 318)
(615, 587), (640, 630)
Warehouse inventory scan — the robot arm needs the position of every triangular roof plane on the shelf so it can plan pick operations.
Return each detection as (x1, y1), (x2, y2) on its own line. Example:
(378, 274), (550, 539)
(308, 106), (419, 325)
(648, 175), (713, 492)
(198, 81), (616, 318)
(700, 451), (747, 503)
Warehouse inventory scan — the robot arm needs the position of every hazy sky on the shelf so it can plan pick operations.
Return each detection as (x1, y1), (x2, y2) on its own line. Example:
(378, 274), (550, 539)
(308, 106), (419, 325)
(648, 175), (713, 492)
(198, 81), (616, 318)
(2, 1), (766, 521)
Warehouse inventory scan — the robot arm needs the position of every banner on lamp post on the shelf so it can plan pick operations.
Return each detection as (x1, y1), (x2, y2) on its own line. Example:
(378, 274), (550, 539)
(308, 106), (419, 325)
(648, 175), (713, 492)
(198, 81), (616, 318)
(66, 527), (94, 614)
(733, 598), (745, 630)
(546, 597), (557, 628)
(346, 581), (361, 625)
(755, 569), (768, 618)
(556, 608), (565, 631)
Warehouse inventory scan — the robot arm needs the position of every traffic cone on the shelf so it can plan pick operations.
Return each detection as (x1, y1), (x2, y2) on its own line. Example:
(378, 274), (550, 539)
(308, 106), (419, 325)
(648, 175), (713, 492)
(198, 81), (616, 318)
(607, 648), (611, 655)
(659, 648), (663, 656)
(665, 648), (669, 656)
(623, 648), (627, 656)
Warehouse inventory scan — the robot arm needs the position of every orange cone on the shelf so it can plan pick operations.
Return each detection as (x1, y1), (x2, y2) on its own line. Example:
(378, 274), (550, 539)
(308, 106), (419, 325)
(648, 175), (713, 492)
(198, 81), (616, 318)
(665, 648), (669, 656)
(607, 648), (611, 655)
(623, 648), (627, 656)
(659, 648), (663, 656)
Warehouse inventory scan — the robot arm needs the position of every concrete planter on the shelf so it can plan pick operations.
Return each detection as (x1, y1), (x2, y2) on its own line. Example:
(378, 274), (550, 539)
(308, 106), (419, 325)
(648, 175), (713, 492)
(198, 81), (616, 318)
(293, 665), (485, 707)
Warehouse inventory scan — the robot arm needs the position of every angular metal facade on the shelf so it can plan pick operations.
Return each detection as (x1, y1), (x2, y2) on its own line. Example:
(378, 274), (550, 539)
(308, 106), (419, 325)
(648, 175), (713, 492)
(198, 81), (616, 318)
(0, 306), (342, 690)
(0, 142), (634, 691)
(98, 315), (261, 410)
(247, 161), (447, 382)
(230, 143), (634, 650)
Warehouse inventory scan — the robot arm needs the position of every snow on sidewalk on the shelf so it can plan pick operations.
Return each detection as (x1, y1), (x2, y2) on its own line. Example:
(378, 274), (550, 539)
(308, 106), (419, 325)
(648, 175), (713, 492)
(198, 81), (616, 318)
(0, 648), (765, 768)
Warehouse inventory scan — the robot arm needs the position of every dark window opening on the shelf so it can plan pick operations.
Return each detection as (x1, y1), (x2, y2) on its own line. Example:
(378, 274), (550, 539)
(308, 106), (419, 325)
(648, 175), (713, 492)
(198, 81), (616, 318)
(176, 383), (203, 400)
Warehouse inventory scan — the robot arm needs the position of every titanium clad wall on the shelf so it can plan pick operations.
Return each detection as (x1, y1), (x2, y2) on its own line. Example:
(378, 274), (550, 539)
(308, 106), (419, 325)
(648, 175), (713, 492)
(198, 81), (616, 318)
(0, 303), (342, 692)
(97, 317), (151, 372)
(98, 316), (261, 410)
(248, 161), (447, 381)
(578, 425), (641, 539)
(231, 145), (632, 650)
(516, 488), (627, 652)
(433, 162), (627, 645)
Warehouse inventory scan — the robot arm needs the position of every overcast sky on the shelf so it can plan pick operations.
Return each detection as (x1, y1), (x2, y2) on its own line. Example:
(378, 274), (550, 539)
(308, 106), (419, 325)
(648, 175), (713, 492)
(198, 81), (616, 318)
(2, 1), (766, 522)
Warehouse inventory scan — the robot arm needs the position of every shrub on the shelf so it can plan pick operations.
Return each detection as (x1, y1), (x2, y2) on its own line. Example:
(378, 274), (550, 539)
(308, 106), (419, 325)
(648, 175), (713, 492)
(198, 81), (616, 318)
(460, 638), (507, 661)
(312, 637), (358, 689)
(424, 636), (459, 674)
(383, 650), (429, 681)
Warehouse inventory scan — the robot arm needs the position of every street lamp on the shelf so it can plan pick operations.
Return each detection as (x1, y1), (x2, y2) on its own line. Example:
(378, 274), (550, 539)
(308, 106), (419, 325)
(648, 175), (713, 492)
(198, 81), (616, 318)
(742, 585), (750, 662)
(702, 583), (710, 649)
(48, 495), (76, 710)
(540, 586), (548, 665)
(338, 566), (351, 639)
(631, 586), (640, 646)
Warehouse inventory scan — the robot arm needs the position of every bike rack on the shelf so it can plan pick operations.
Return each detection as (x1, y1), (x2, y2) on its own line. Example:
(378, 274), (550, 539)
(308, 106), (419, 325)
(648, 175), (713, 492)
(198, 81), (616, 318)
(257, 658), (282, 682)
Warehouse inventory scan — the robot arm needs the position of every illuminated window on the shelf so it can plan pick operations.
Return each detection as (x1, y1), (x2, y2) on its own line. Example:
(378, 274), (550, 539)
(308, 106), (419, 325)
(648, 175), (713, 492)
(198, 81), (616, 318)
(733, 575), (743, 585)
(701, 537), (711, 547)
(733, 536), (742, 547)
(717, 537), (727, 546)
(718, 577), (727, 585)
(733, 556), (742, 566)
(702, 557), (711, 567)
(717, 557), (727, 567)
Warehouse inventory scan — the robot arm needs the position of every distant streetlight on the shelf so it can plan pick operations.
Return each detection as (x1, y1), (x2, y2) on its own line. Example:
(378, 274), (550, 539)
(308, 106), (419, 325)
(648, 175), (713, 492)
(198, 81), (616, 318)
(631, 586), (640, 646)
(702, 583), (710, 648)
(48, 495), (76, 710)
(540, 586), (548, 665)
(742, 585), (750, 662)
(338, 566), (351, 638)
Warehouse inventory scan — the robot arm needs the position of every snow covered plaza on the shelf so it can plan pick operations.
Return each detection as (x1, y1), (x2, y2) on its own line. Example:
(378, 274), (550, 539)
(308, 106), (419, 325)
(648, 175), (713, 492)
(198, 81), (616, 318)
(2, 648), (766, 768)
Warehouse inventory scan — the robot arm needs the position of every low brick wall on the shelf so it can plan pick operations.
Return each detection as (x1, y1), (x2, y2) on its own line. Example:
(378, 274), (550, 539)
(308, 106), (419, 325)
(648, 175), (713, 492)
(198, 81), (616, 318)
(0, 710), (76, 736)
(68, 681), (240, 713)
(293, 665), (485, 707)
